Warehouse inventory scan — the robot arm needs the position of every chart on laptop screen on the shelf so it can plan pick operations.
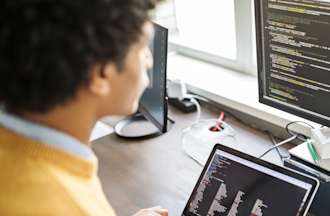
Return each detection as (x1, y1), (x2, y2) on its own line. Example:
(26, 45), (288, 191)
(185, 150), (312, 216)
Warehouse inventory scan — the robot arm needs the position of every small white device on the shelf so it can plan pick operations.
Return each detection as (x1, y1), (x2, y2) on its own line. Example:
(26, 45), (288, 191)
(311, 127), (330, 159)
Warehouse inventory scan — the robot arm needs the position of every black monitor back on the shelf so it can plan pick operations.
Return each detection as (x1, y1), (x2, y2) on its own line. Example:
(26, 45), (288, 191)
(139, 23), (168, 133)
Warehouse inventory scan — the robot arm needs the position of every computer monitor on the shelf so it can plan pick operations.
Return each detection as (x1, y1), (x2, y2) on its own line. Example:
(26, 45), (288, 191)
(255, 0), (330, 127)
(114, 23), (169, 138)
(139, 23), (168, 133)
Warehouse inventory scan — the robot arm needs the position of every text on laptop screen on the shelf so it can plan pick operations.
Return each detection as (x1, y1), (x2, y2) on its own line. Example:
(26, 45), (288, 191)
(185, 150), (313, 216)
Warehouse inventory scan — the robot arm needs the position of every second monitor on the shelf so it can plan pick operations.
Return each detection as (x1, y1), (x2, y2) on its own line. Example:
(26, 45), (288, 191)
(114, 23), (169, 138)
(139, 23), (168, 134)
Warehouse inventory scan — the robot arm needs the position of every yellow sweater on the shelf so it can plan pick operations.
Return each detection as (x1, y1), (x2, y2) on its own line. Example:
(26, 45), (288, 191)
(0, 127), (116, 216)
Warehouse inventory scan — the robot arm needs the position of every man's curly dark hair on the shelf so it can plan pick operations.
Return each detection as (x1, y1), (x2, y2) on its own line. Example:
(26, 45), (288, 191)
(0, 0), (159, 113)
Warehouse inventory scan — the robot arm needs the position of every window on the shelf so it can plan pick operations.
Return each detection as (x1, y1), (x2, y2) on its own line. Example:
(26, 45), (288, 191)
(154, 0), (257, 75)
(175, 0), (236, 60)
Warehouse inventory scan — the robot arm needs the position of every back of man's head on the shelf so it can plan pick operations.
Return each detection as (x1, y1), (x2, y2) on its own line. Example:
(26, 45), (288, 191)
(0, 0), (158, 114)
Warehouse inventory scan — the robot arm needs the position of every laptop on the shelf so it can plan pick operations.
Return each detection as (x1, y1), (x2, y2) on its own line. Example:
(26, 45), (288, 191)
(182, 144), (319, 216)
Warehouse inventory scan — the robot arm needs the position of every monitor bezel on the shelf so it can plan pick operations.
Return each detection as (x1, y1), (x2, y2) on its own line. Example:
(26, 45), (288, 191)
(138, 23), (168, 133)
(182, 143), (319, 216)
(254, 0), (330, 127)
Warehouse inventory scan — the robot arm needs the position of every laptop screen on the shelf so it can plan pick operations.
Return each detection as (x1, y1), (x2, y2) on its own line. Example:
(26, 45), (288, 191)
(183, 149), (314, 216)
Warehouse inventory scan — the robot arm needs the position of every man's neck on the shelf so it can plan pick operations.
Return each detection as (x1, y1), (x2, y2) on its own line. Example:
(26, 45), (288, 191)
(22, 103), (97, 145)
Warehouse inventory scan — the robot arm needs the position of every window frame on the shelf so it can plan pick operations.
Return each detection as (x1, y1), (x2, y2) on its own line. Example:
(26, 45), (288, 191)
(169, 0), (257, 75)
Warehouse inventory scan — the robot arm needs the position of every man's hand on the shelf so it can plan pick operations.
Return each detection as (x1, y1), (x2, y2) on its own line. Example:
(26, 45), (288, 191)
(133, 206), (169, 216)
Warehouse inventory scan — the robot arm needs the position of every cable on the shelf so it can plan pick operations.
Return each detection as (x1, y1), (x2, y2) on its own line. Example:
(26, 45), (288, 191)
(259, 121), (314, 159)
(182, 147), (204, 166)
(258, 121), (314, 159)
(186, 94), (201, 123)
(181, 93), (237, 166)
(285, 121), (314, 142)
(188, 94), (208, 103)
(267, 131), (290, 161)
(267, 131), (282, 159)
(190, 98), (201, 123)
(167, 80), (202, 124)
(189, 94), (316, 145)
(259, 135), (298, 159)
(185, 93), (316, 161)
(186, 93), (247, 125)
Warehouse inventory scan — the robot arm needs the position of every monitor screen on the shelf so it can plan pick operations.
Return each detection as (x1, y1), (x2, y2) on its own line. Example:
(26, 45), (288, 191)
(184, 149), (315, 216)
(139, 23), (168, 133)
(255, 0), (330, 126)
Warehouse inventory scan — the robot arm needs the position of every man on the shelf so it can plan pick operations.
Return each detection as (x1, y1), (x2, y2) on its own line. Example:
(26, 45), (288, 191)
(0, 0), (168, 215)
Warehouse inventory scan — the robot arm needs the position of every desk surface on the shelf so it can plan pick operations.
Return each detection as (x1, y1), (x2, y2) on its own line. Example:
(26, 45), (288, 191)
(92, 105), (285, 216)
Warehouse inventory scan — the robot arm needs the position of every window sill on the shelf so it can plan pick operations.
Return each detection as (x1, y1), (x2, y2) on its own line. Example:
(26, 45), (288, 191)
(167, 54), (319, 137)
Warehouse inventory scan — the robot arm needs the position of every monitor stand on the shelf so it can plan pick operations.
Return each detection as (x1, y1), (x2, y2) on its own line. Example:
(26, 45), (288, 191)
(114, 113), (163, 139)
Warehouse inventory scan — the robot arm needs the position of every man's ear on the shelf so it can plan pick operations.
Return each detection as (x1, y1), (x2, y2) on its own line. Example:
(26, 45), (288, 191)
(88, 63), (117, 96)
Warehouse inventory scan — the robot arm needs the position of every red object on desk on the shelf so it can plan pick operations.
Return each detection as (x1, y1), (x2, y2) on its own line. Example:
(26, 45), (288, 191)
(210, 112), (225, 132)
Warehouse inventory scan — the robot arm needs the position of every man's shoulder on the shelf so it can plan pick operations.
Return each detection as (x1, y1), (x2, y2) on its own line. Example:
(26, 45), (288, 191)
(0, 129), (116, 216)
(0, 154), (85, 215)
